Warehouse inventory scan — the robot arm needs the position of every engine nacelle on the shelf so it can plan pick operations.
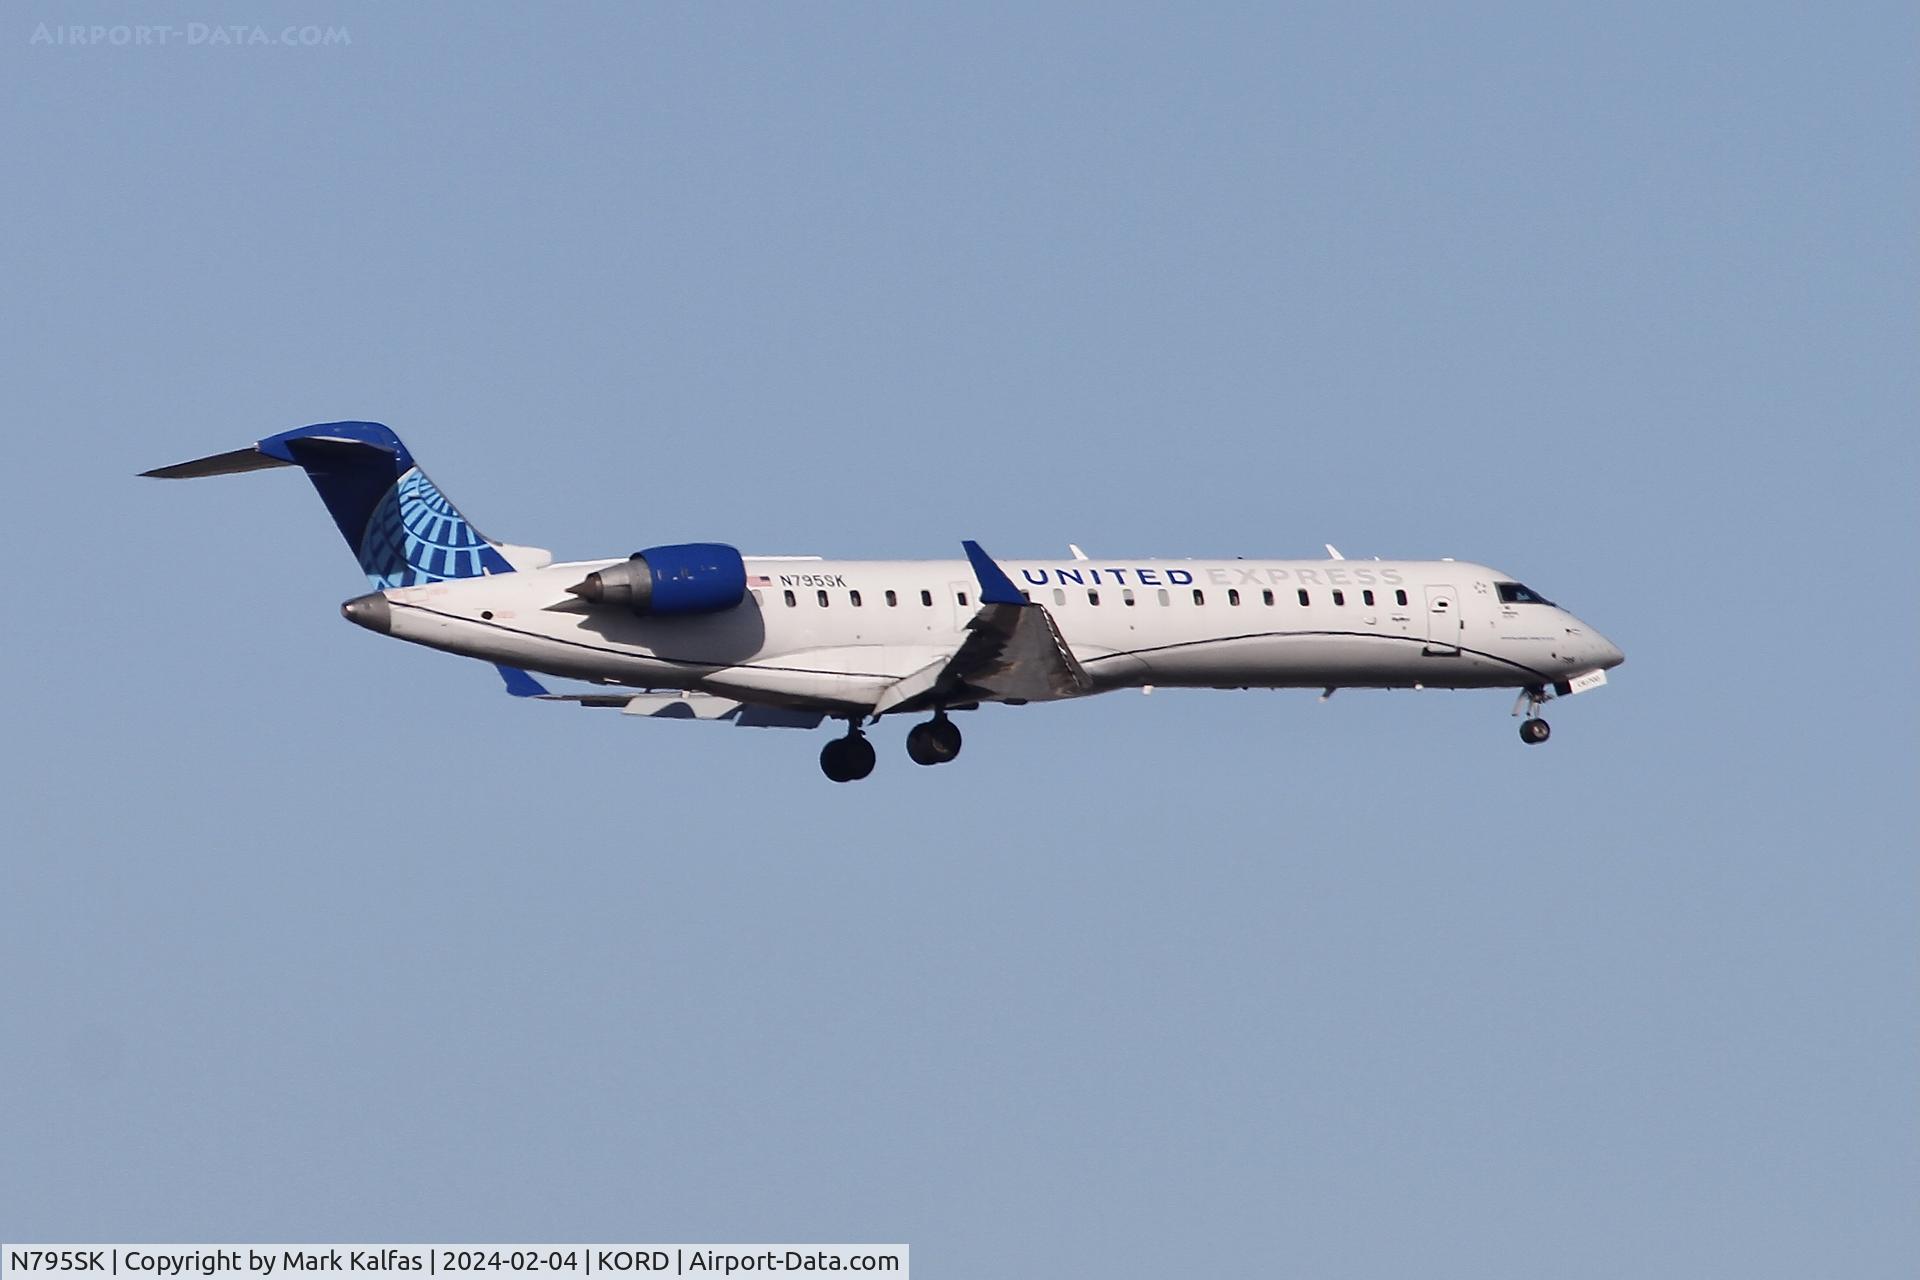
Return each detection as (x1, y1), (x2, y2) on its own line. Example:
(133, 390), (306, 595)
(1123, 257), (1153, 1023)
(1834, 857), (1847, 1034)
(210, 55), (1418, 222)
(567, 543), (748, 616)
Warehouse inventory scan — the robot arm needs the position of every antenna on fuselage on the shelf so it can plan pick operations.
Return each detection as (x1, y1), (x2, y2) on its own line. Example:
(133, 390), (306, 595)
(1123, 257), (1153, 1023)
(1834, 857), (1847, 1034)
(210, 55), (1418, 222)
(1068, 544), (1089, 561)
(1325, 544), (1344, 560)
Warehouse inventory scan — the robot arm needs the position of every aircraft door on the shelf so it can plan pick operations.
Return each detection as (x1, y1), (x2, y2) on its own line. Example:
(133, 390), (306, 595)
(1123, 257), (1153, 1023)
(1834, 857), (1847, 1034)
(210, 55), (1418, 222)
(1424, 584), (1461, 655)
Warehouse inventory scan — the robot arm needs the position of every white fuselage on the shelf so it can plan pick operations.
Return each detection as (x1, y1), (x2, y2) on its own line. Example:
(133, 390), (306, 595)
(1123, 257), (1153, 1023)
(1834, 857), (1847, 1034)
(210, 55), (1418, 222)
(372, 556), (1624, 716)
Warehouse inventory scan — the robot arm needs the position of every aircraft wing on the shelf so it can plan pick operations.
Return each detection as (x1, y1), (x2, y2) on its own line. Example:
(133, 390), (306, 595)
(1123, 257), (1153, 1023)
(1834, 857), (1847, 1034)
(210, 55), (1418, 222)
(492, 665), (826, 728)
(540, 690), (827, 728)
(873, 541), (1092, 715)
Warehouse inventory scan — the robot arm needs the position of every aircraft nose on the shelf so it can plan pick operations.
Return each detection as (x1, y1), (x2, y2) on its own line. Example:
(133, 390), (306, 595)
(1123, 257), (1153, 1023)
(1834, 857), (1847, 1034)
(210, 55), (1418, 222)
(341, 592), (391, 635)
(1594, 633), (1625, 670)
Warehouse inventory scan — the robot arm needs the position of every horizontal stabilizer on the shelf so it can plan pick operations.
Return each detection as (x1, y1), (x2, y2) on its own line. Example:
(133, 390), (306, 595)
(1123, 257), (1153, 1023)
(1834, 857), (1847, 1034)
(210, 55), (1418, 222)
(141, 422), (546, 588)
(141, 448), (292, 480)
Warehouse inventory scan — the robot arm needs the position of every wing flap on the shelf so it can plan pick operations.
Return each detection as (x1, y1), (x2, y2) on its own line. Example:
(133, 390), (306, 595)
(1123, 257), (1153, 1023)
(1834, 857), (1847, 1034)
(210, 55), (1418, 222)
(530, 689), (826, 728)
(872, 653), (953, 716)
(873, 541), (1092, 714)
(957, 600), (1092, 701)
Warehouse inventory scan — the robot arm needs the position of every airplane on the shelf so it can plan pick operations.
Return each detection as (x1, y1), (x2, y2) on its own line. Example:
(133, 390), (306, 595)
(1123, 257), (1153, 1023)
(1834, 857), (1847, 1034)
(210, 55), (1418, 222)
(144, 422), (1625, 781)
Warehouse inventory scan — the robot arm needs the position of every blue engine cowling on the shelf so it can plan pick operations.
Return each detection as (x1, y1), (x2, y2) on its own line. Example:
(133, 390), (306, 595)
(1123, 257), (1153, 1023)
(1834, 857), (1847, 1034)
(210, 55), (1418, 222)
(567, 542), (747, 615)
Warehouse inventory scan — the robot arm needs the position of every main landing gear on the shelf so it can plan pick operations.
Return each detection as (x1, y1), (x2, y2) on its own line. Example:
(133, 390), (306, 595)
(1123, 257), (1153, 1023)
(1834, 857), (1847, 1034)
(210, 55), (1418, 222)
(905, 714), (963, 767)
(818, 714), (965, 781)
(1515, 686), (1552, 745)
(819, 724), (876, 783)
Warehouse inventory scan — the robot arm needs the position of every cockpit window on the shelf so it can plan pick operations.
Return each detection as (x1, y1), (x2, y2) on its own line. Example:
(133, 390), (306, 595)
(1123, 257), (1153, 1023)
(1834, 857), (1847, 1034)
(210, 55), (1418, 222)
(1496, 582), (1554, 605)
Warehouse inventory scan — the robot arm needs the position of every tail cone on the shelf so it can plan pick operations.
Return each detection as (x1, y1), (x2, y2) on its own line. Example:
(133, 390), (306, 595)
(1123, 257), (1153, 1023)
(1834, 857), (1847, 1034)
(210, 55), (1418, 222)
(341, 593), (391, 634)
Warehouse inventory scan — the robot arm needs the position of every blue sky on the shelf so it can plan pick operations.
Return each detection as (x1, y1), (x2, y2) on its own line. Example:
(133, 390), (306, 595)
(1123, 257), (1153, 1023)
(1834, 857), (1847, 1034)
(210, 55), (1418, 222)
(3, 3), (1914, 1275)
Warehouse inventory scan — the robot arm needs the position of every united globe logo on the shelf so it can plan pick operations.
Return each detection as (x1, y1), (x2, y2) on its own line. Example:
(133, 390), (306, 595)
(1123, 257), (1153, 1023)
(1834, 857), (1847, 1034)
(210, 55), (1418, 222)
(356, 468), (492, 587)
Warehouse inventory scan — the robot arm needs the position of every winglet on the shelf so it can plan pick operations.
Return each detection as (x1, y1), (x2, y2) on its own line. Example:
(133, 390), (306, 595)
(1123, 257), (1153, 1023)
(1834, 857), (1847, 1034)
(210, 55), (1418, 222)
(962, 540), (1026, 606)
(495, 664), (549, 697)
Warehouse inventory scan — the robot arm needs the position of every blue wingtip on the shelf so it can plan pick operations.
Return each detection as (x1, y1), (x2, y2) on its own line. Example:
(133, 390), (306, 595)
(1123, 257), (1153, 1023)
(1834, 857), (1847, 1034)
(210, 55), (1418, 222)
(962, 540), (1026, 606)
(495, 664), (549, 698)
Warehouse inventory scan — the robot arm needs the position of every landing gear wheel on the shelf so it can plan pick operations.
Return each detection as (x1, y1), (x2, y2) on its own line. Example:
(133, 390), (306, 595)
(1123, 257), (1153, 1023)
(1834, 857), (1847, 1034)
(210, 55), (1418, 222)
(820, 738), (851, 782)
(842, 733), (875, 779)
(820, 732), (877, 782)
(1520, 717), (1551, 745)
(906, 716), (964, 766)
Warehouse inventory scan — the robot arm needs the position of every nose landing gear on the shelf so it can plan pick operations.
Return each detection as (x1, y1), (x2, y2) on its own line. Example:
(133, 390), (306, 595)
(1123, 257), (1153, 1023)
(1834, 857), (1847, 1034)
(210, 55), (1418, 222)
(819, 723), (877, 782)
(1514, 686), (1552, 745)
(905, 714), (963, 767)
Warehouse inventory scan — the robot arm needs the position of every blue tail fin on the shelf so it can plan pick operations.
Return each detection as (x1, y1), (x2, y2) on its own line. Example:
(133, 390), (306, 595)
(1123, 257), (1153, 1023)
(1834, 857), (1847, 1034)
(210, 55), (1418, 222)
(144, 421), (517, 588)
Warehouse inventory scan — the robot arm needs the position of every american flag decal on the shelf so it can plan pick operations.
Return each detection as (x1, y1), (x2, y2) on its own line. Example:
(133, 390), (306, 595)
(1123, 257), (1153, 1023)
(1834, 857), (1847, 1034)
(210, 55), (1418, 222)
(748, 574), (772, 586)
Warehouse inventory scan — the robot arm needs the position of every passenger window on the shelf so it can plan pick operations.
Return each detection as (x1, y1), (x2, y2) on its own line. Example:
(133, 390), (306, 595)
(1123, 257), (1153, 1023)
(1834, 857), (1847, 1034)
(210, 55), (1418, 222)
(1088, 589), (1100, 605)
(1123, 588), (1136, 606)
(1395, 589), (1408, 607)
(1363, 589), (1375, 606)
(1332, 590), (1345, 606)
(885, 590), (898, 607)
(850, 590), (862, 607)
(1157, 589), (1170, 606)
(1053, 588), (1066, 606)
(783, 589), (796, 607)
(817, 590), (829, 607)
(921, 589), (933, 607)
(1228, 589), (1241, 606)
(1297, 589), (1310, 606)
(1192, 589), (1205, 606)
(957, 591), (968, 606)
(1262, 588), (1274, 606)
